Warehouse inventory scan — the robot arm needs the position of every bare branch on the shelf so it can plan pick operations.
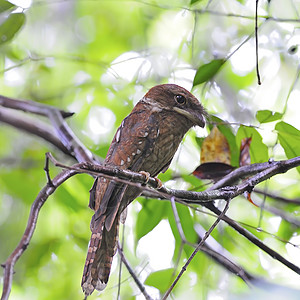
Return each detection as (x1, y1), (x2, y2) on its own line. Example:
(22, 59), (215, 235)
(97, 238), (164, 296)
(255, 0), (261, 85)
(254, 189), (300, 205)
(117, 243), (153, 300)
(0, 107), (74, 159)
(1, 167), (80, 300)
(50, 157), (300, 204)
(0, 95), (95, 163)
(170, 199), (256, 285)
(194, 224), (256, 284)
(170, 197), (189, 244)
(162, 199), (231, 299)
(203, 201), (300, 275)
(0, 95), (73, 118)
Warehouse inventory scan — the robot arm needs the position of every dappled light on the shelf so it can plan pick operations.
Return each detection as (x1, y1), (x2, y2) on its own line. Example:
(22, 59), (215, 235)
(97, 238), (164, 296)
(1, 1), (300, 300)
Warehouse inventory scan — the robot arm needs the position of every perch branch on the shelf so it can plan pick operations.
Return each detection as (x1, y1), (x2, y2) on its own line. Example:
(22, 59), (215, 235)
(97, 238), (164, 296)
(48, 156), (300, 276)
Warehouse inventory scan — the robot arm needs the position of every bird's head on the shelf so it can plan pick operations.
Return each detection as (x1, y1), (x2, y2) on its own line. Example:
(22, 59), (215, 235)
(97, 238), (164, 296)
(143, 84), (207, 128)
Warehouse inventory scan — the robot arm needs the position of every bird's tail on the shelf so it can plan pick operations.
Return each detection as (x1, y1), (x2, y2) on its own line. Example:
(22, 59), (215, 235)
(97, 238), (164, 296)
(81, 214), (120, 296)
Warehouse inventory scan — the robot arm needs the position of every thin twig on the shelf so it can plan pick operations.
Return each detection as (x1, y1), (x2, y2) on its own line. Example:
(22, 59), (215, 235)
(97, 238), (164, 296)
(117, 243), (153, 300)
(254, 198), (300, 227)
(194, 224), (256, 284)
(202, 201), (300, 275)
(162, 199), (231, 299)
(43, 153), (54, 187)
(254, 189), (300, 205)
(171, 199), (256, 285)
(170, 197), (189, 244)
(117, 225), (126, 300)
(255, 0), (261, 85)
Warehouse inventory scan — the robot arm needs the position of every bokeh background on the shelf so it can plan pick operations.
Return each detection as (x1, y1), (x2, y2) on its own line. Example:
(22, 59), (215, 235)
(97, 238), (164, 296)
(1, 0), (300, 299)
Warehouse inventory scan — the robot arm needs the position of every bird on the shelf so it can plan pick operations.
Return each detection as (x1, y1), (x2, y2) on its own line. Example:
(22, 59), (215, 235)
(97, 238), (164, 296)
(81, 83), (206, 296)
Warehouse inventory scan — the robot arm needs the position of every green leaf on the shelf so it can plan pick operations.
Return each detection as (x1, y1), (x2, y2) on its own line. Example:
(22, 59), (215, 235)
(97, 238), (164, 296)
(193, 59), (225, 87)
(236, 126), (269, 163)
(190, 0), (203, 4)
(275, 121), (300, 173)
(256, 110), (283, 123)
(135, 198), (168, 243)
(0, 0), (15, 13)
(0, 13), (25, 45)
(144, 268), (174, 292)
(195, 136), (205, 148)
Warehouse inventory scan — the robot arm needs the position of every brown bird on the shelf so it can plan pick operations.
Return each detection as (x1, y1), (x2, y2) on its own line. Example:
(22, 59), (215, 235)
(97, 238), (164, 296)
(81, 84), (206, 296)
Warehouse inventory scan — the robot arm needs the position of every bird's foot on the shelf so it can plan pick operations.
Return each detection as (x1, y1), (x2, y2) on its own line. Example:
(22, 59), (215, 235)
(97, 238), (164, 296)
(139, 171), (150, 184)
(154, 177), (163, 189)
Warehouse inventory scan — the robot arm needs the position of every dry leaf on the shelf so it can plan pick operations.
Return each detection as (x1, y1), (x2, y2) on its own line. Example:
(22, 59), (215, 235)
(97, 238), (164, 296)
(201, 126), (231, 164)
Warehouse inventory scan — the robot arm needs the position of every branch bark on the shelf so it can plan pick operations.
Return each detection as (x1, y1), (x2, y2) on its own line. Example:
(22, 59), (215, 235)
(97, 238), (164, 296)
(1, 167), (80, 300)
(0, 107), (74, 158)
(0, 95), (95, 163)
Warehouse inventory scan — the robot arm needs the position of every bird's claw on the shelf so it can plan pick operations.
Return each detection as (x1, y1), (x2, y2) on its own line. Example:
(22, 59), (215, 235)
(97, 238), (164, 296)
(139, 171), (150, 184)
(154, 177), (163, 189)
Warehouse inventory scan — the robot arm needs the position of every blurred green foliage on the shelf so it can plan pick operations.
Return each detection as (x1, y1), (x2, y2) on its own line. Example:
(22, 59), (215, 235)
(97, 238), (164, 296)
(1, 0), (300, 299)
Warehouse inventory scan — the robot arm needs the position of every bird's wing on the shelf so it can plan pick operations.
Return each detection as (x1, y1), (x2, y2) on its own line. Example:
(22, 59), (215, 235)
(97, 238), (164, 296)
(91, 106), (160, 231)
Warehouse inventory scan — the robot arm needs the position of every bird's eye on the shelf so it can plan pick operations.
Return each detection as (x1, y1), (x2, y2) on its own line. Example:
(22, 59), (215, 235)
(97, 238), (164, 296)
(175, 94), (186, 105)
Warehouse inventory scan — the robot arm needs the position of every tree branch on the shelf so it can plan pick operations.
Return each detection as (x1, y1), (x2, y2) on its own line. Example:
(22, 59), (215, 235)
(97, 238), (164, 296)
(0, 107), (74, 158)
(49, 156), (300, 276)
(254, 189), (300, 205)
(0, 95), (73, 118)
(170, 198), (256, 285)
(117, 243), (153, 300)
(0, 95), (95, 163)
(0, 167), (80, 300)
(162, 199), (231, 299)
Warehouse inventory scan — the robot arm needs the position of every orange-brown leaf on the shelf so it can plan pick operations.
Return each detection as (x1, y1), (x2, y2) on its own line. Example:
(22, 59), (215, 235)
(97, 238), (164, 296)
(201, 126), (231, 164)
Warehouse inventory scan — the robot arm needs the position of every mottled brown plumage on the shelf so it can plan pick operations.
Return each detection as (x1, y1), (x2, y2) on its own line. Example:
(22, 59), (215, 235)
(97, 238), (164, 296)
(81, 84), (206, 295)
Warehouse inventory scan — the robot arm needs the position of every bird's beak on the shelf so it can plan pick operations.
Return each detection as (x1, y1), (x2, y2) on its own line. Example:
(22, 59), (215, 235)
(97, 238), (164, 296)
(173, 107), (206, 128)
